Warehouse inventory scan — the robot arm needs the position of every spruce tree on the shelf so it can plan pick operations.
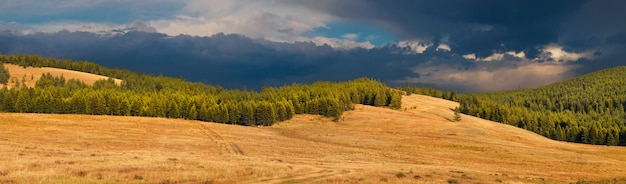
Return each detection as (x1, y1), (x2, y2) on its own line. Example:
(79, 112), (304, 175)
(0, 64), (9, 85)
(453, 107), (462, 122)
(374, 90), (387, 107)
(389, 92), (402, 109)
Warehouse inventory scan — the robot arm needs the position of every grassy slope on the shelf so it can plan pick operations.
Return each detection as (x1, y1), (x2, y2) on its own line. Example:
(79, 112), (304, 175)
(1, 95), (625, 184)
(0, 63), (122, 88)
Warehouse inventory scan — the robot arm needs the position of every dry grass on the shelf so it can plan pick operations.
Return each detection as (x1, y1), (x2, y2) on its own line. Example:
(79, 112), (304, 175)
(1, 94), (626, 183)
(0, 63), (122, 88)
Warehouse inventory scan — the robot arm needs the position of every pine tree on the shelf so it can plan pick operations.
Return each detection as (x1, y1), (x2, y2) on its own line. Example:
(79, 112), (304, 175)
(167, 100), (181, 118)
(215, 105), (229, 123)
(554, 126), (566, 141)
(589, 125), (602, 145)
(275, 102), (287, 121)
(255, 102), (276, 126)
(453, 107), (462, 122)
(1, 89), (15, 112)
(241, 102), (255, 126)
(129, 97), (143, 116)
(389, 92), (402, 109)
(120, 98), (131, 116)
(374, 90), (387, 107)
(188, 104), (198, 120)
(198, 103), (210, 121)
(15, 89), (31, 113)
(0, 64), (10, 84)
(225, 103), (241, 124)
(88, 93), (107, 115)
(606, 131), (618, 146)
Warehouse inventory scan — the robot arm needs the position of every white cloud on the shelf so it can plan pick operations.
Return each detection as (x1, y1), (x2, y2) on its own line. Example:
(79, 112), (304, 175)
(506, 51), (526, 58)
(143, 0), (385, 49)
(402, 47), (586, 92)
(436, 43), (451, 52)
(342, 33), (359, 40)
(402, 63), (581, 92)
(396, 40), (433, 54)
(297, 36), (375, 50)
(462, 53), (477, 60)
(129, 21), (157, 33)
(473, 51), (526, 62)
(470, 46), (592, 63)
(480, 53), (505, 62)
(537, 44), (595, 62)
(3, 1), (386, 49)
(149, 0), (332, 43)
(0, 21), (30, 35)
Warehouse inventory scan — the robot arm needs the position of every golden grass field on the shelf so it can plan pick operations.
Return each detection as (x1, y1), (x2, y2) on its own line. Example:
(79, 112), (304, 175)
(1, 95), (626, 184)
(1, 63), (122, 88)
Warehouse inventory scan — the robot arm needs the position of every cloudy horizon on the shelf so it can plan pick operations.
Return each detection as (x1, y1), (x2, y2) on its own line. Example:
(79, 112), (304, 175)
(1, 0), (625, 92)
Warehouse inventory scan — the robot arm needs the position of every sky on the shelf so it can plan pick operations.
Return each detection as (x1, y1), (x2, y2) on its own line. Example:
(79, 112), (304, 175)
(1, 0), (625, 92)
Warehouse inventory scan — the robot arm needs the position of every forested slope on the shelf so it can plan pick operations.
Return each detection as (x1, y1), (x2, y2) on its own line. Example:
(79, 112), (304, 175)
(458, 66), (626, 145)
(0, 64), (9, 84)
(0, 54), (401, 126)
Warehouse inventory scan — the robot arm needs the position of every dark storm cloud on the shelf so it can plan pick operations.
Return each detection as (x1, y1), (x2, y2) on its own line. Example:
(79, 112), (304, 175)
(0, 29), (593, 92)
(607, 32), (626, 45)
(285, 0), (626, 85)
(0, 30), (423, 90)
(286, 0), (589, 57)
(554, 0), (626, 76)
(2, 1), (625, 92)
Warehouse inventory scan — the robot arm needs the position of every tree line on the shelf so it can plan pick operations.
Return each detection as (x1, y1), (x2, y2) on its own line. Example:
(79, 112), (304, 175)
(399, 73), (626, 146)
(0, 54), (401, 126)
(400, 84), (459, 102)
(456, 67), (626, 146)
(6, 54), (624, 146)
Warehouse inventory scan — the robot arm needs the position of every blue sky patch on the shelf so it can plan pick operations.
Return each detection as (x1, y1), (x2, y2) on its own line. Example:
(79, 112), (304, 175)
(302, 21), (398, 47)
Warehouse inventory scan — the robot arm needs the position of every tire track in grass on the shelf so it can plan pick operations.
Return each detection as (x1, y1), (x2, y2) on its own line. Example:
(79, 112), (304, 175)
(192, 121), (244, 155)
(254, 169), (338, 184)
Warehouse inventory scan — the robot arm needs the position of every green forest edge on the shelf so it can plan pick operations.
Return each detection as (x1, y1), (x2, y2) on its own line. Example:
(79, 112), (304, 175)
(403, 66), (626, 146)
(2, 54), (625, 146)
(0, 54), (402, 127)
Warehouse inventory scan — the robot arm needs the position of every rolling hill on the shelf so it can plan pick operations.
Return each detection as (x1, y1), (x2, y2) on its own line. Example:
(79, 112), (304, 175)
(0, 63), (122, 88)
(1, 54), (626, 183)
(458, 66), (626, 146)
(1, 94), (625, 184)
